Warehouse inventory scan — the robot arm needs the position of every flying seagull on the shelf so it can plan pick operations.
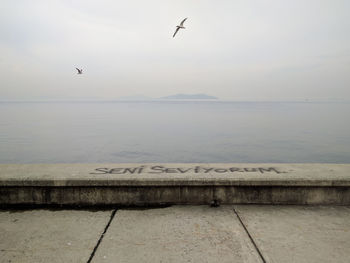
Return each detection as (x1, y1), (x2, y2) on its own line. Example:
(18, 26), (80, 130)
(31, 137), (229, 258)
(75, 68), (83, 74)
(173, 18), (187, 38)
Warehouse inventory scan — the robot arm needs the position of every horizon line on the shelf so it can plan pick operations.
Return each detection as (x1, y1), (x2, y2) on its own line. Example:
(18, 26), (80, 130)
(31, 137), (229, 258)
(1, 99), (349, 103)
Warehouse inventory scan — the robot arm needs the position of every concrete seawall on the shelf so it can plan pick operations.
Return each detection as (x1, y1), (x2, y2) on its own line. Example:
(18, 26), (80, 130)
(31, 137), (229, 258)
(1, 163), (350, 206)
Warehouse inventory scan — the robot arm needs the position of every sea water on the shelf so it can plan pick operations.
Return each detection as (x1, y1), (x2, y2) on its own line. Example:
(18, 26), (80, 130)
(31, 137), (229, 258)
(0, 101), (349, 163)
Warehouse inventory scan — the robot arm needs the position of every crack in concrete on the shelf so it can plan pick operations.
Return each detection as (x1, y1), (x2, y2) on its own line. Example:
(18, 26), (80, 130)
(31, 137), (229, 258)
(87, 209), (117, 263)
(233, 207), (266, 263)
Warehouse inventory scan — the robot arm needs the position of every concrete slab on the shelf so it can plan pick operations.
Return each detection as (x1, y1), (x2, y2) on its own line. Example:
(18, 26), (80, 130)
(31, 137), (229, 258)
(1, 164), (350, 205)
(1, 163), (350, 187)
(235, 205), (350, 263)
(0, 210), (113, 263)
(91, 206), (263, 263)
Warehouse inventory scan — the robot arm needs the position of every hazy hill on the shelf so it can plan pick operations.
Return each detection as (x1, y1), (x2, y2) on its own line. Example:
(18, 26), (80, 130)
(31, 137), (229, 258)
(159, 94), (218, 100)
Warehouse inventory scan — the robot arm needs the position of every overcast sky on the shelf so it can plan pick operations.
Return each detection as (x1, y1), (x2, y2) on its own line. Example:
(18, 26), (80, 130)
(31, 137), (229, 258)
(1, 0), (349, 101)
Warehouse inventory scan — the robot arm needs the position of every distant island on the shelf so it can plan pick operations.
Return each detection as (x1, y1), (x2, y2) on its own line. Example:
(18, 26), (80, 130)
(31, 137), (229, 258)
(116, 94), (218, 100)
(159, 94), (218, 100)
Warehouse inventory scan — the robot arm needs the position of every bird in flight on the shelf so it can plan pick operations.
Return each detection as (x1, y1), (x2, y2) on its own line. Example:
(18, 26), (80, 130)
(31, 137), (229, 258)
(75, 68), (83, 74)
(173, 18), (187, 38)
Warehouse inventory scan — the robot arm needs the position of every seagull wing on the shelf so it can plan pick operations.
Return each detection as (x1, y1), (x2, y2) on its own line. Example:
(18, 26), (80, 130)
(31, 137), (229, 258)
(173, 27), (180, 38)
(180, 18), (187, 26)
(75, 68), (80, 72)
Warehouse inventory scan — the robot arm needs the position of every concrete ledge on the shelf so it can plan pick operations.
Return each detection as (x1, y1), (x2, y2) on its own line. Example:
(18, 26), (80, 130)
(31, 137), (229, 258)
(1, 164), (350, 206)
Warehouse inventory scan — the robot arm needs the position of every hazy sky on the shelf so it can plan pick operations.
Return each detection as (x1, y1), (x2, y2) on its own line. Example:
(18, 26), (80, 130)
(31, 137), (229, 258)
(1, 0), (349, 100)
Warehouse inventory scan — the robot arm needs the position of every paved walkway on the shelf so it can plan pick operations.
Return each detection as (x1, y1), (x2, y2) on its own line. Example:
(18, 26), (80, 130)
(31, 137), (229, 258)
(1, 205), (350, 263)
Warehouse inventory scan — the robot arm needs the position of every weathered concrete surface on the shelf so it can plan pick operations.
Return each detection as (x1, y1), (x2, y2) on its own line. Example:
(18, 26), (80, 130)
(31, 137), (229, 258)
(92, 206), (263, 263)
(235, 205), (350, 263)
(2, 186), (349, 206)
(1, 164), (350, 205)
(1, 163), (350, 186)
(0, 210), (112, 263)
(1, 206), (350, 262)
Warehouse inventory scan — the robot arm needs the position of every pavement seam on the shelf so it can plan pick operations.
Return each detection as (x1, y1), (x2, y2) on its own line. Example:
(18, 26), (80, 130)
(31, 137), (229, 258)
(87, 209), (117, 263)
(233, 206), (267, 263)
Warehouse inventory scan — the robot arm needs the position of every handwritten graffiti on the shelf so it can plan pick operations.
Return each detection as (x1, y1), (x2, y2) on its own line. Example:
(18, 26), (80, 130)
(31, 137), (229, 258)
(90, 166), (285, 175)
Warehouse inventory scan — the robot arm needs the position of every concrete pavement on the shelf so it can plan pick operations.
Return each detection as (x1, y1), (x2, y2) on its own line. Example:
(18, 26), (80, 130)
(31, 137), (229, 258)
(234, 205), (350, 263)
(1, 205), (350, 263)
(92, 206), (262, 263)
(0, 210), (112, 263)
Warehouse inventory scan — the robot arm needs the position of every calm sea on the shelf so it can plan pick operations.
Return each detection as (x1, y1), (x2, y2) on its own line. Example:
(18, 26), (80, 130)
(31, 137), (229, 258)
(0, 101), (349, 163)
